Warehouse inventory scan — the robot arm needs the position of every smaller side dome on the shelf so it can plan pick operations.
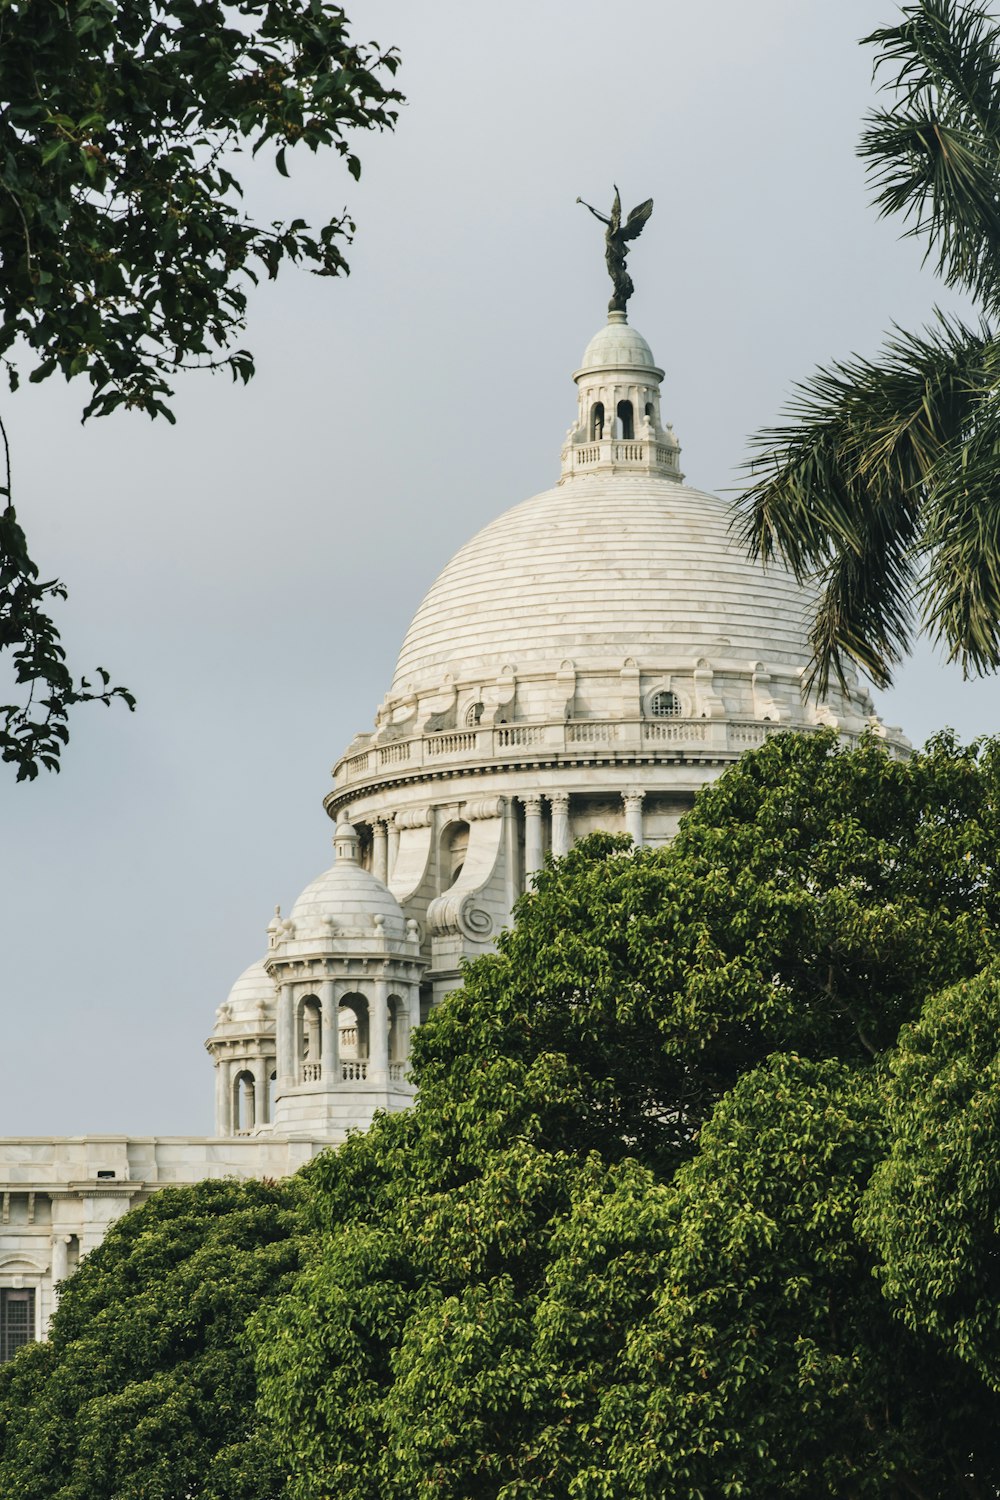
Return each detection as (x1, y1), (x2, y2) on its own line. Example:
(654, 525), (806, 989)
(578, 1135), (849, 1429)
(286, 824), (408, 943)
(210, 958), (275, 1038)
(577, 312), (659, 374)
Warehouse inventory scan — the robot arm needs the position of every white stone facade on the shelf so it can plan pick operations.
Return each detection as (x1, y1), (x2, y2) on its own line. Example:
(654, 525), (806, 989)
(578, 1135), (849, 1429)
(0, 308), (907, 1347)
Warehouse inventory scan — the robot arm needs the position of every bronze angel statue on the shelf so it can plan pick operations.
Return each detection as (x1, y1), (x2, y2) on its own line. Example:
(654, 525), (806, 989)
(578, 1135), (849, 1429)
(577, 186), (653, 314)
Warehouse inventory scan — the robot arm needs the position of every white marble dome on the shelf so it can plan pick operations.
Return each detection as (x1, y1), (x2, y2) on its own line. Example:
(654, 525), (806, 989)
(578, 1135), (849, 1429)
(578, 320), (659, 372)
(390, 478), (821, 696)
(287, 825), (408, 943)
(212, 958), (275, 1035)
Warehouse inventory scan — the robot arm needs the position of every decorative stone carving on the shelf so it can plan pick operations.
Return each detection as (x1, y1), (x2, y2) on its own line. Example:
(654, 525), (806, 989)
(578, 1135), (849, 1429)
(460, 796), (504, 821)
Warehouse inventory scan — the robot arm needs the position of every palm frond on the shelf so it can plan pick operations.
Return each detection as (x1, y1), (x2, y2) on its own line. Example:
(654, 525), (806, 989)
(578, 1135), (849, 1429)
(861, 0), (1000, 309)
(920, 367), (1000, 671)
(736, 316), (997, 691)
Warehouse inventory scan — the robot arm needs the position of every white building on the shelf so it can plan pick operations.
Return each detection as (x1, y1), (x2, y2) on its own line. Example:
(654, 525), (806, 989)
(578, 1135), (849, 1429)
(0, 304), (906, 1356)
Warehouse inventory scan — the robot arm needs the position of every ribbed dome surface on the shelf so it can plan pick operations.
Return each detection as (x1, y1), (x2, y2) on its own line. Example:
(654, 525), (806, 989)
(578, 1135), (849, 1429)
(224, 960), (275, 1017)
(579, 320), (657, 371)
(390, 479), (817, 694)
(289, 863), (407, 939)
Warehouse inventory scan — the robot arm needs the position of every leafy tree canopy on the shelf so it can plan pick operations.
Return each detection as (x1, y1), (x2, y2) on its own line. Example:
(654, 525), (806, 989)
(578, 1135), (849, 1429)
(0, 0), (401, 779)
(738, 0), (1000, 692)
(251, 731), (1000, 1500)
(862, 960), (1000, 1391)
(0, 1176), (305, 1500)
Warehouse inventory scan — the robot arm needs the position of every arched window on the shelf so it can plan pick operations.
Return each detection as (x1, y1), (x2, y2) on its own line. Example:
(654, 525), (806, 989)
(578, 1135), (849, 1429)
(464, 702), (483, 727)
(590, 401), (604, 440)
(441, 821), (470, 888)
(650, 690), (681, 717)
(233, 1070), (256, 1132)
(299, 996), (322, 1082)
(340, 993), (369, 1082)
(617, 400), (634, 439)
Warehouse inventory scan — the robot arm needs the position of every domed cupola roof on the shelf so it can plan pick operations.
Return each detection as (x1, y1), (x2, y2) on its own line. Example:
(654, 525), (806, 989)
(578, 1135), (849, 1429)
(577, 311), (660, 375)
(281, 821), (408, 946)
(210, 957), (275, 1039)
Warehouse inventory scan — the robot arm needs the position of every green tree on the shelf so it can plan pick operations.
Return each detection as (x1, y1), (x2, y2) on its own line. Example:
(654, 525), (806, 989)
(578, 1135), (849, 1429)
(861, 960), (1000, 1392)
(738, 0), (1000, 693)
(0, 0), (401, 779)
(252, 732), (1000, 1499)
(0, 1176), (304, 1499)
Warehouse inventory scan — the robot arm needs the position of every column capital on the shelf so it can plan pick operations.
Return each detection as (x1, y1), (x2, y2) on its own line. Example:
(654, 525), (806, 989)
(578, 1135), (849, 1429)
(521, 793), (543, 814)
(622, 788), (646, 811)
(549, 791), (570, 813)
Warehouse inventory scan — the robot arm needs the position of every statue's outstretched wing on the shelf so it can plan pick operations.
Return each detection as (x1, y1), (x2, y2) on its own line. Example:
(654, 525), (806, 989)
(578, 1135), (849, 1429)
(620, 198), (653, 242)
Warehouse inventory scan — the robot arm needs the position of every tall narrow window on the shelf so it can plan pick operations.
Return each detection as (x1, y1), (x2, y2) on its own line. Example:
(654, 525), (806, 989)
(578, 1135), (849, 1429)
(590, 402), (604, 440)
(617, 400), (634, 439)
(234, 1070), (256, 1131)
(300, 997), (322, 1083)
(0, 1289), (34, 1361)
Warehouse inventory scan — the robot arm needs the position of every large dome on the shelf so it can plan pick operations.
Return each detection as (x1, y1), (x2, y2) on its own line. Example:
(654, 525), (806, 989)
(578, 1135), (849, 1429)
(390, 478), (819, 697)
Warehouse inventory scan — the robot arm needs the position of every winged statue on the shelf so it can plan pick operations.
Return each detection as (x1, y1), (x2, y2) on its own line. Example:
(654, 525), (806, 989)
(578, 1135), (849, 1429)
(577, 187), (654, 314)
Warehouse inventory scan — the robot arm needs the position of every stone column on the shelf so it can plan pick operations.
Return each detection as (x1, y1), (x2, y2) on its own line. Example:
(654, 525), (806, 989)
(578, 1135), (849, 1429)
(550, 791), (571, 857)
(320, 978), (337, 1086)
(277, 983), (296, 1088)
(522, 793), (544, 882)
(370, 978), (389, 1082)
(213, 1057), (228, 1136)
(387, 815), (400, 879)
(51, 1233), (69, 1290)
(623, 788), (645, 848)
(372, 819), (388, 883)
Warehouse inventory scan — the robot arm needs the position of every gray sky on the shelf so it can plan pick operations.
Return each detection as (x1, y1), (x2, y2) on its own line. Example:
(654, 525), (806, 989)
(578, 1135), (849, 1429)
(3, 0), (998, 1136)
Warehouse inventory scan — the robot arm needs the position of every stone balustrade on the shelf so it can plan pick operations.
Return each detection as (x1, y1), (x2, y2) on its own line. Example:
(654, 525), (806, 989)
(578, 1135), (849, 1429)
(334, 717), (791, 789)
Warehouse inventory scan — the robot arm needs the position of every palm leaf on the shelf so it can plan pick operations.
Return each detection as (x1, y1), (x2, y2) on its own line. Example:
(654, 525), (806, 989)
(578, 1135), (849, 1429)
(736, 316), (998, 691)
(861, 0), (1000, 310)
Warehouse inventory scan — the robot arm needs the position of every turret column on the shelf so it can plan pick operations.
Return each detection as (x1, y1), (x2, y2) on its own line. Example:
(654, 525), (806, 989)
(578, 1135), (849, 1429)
(623, 788), (645, 847)
(550, 792), (571, 857)
(387, 815), (400, 879)
(370, 978), (389, 1083)
(372, 819), (388, 883)
(522, 794), (544, 882)
(320, 978), (337, 1085)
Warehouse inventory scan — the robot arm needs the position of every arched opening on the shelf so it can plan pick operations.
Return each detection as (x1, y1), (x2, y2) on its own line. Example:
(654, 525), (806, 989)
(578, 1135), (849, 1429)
(644, 400), (654, 418)
(233, 1069), (256, 1132)
(441, 820), (470, 888)
(617, 400), (634, 439)
(387, 994), (409, 1076)
(650, 690), (681, 718)
(340, 992), (369, 1081)
(299, 995), (322, 1083)
(590, 401), (604, 440)
(464, 701), (483, 727)
(267, 1069), (276, 1123)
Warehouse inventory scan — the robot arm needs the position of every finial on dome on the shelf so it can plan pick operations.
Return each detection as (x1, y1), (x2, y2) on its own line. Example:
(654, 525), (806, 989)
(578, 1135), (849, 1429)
(334, 818), (359, 863)
(576, 186), (653, 315)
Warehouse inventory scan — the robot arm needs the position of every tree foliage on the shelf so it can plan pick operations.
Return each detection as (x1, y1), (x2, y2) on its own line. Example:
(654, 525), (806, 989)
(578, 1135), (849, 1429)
(0, 1176), (304, 1499)
(7, 735), (1000, 1496)
(861, 961), (1000, 1392)
(738, 0), (1000, 692)
(0, 0), (401, 778)
(251, 732), (1000, 1500)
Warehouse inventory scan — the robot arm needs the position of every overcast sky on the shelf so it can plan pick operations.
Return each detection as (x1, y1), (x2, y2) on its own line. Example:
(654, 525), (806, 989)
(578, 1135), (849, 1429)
(3, 0), (998, 1137)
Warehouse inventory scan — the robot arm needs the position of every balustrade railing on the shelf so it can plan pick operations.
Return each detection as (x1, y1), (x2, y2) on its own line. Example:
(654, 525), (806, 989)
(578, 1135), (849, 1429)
(301, 1062), (322, 1083)
(335, 718), (811, 785)
(388, 1062), (406, 1083)
(341, 1060), (368, 1082)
